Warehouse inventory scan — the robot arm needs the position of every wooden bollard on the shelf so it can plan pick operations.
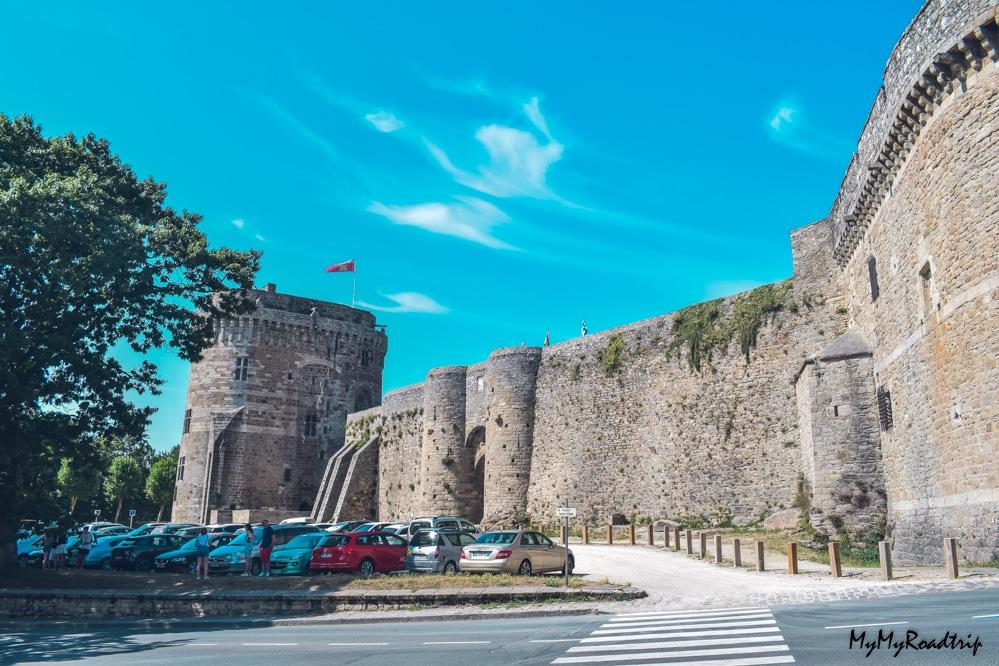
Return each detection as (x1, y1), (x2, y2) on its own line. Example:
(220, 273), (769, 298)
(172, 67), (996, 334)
(699, 532), (707, 559)
(663, 526), (670, 549)
(647, 524), (654, 546)
(685, 529), (693, 554)
(755, 540), (765, 571)
(944, 538), (959, 578)
(583, 525), (590, 545)
(714, 534), (723, 564)
(607, 524), (613, 545)
(879, 540), (893, 580)
(733, 538), (742, 567)
(787, 542), (799, 574)
(828, 542), (842, 577)
(673, 527), (681, 552)
(628, 524), (636, 545)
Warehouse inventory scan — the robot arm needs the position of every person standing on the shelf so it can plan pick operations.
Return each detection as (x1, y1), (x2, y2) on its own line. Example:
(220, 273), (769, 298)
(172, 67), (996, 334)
(194, 528), (211, 580)
(241, 523), (256, 577)
(77, 526), (95, 568)
(42, 528), (54, 570)
(53, 528), (67, 569)
(258, 520), (274, 577)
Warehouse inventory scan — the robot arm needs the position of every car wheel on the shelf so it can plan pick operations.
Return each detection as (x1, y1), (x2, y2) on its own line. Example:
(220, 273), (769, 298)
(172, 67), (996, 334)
(562, 555), (574, 576)
(135, 558), (153, 573)
(359, 558), (376, 577)
(517, 559), (533, 576)
(443, 560), (458, 575)
(250, 559), (262, 576)
(187, 561), (197, 575)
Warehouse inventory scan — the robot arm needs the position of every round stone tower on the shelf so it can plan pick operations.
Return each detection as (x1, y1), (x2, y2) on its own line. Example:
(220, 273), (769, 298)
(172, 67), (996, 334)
(418, 366), (469, 515)
(483, 347), (542, 526)
(172, 283), (387, 525)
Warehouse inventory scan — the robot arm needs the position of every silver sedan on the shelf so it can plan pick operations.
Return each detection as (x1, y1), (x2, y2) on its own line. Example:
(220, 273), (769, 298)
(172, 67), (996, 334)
(459, 530), (573, 575)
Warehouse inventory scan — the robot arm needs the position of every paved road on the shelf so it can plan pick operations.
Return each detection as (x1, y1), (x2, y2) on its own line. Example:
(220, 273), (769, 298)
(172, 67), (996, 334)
(4, 589), (996, 665)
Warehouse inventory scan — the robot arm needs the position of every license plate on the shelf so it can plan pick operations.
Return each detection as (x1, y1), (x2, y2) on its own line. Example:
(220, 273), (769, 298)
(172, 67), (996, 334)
(471, 552), (488, 558)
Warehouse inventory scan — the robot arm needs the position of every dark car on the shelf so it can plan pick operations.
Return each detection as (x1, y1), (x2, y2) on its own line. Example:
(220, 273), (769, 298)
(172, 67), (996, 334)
(310, 531), (408, 576)
(154, 533), (235, 573)
(110, 535), (188, 572)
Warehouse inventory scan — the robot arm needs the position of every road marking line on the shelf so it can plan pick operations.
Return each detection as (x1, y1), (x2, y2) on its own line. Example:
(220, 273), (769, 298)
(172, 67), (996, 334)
(553, 644), (791, 664)
(824, 621), (909, 630)
(613, 606), (768, 619)
(531, 639), (581, 643)
(423, 640), (491, 645)
(328, 642), (390, 646)
(973, 614), (999, 619)
(569, 635), (787, 654)
(593, 619), (777, 635)
(605, 613), (773, 628)
(581, 626), (782, 643)
(607, 610), (774, 623)
(186, 643), (218, 646)
(241, 642), (298, 646)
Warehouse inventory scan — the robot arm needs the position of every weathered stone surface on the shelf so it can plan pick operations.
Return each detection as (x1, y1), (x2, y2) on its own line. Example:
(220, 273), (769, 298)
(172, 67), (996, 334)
(763, 509), (803, 531)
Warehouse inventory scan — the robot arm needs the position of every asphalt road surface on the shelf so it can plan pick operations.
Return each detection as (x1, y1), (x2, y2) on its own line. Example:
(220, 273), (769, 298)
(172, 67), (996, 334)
(3, 589), (996, 665)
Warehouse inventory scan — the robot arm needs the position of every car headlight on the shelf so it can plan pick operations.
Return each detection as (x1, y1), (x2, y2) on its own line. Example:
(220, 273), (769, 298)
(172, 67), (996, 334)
(297, 553), (309, 562)
(230, 552), (245, 562)
(171, 556), (185, 562)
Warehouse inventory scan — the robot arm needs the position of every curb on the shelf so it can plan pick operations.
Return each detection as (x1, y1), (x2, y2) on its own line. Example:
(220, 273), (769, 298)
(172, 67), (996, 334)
(0, 606), (608, 632)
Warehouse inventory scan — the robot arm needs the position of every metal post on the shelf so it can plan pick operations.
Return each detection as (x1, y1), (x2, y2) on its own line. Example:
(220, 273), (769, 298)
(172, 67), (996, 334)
(755, 540), (765, 571)
(879, 540), (893, 580)
(714, 534), (723, 564)
(563, 500), (570, 589)
(787, 542), (799, 574)
(733, 538), (742, 567)
(944, 538), (959, 578)
(828, 542), (842, 577)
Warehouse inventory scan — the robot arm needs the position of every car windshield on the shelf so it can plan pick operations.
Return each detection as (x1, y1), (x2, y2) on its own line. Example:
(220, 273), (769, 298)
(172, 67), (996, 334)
(227, 532), (250, 546)
(320, 535), (350, 547)
(177, 538), (197, 552)
(410, 531), (439, 547)
(353, 523), (376, 532)
(115, 539), (138, 548)
(474, 532), (518, 545)
(286, 534), (322, 549)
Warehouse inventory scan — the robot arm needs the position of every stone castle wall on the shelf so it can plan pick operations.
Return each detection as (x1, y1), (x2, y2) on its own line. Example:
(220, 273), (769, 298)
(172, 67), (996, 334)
(172, 285), (387, 524)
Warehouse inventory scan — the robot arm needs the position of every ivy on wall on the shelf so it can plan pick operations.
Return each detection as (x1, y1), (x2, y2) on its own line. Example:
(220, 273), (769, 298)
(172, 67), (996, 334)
(668, 280), (794, 371)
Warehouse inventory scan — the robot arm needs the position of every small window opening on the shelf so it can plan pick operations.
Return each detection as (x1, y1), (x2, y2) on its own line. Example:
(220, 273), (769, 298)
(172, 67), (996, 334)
(876, 386), (893, 431)
(283, 466), (292, 483)
(182, 409), (192, 434)
(867, 256), (880, 302)
(919, 261), (933, 317)
(176, 456), (186, 481)
(304, 413), (318, 436)
(233, 356), (249, 381)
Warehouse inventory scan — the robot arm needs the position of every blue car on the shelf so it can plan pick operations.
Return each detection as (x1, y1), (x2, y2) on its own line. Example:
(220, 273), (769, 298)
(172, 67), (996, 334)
(208, 525), (319, 575)
(155, 533), (235, 573)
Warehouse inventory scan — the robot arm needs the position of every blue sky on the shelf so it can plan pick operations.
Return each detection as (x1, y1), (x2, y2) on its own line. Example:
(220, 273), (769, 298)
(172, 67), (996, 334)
(1, 1), (922, 452)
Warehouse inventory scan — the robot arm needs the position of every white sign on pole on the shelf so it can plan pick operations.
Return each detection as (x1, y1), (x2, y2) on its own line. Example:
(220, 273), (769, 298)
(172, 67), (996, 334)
(128, 509), (136, 517)
(556, 507), (577, 518)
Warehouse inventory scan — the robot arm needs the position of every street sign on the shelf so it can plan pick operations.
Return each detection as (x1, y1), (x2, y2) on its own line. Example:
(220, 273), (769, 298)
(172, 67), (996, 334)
(93, 509), (101, 517)
(556, 507), (577, 518)
(128, 509), (136, 517)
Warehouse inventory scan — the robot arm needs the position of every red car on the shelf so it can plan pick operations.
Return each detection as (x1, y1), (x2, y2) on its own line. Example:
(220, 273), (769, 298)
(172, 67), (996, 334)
(310, 531), (407, 575)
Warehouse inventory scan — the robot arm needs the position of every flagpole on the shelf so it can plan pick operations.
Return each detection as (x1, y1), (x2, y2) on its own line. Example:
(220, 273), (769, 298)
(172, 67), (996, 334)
(352, 259), (356, 308)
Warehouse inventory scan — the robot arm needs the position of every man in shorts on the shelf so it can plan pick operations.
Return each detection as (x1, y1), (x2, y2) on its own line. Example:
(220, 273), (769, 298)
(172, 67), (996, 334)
(77, 525), (96, 568)
(258, 520), (274, 577)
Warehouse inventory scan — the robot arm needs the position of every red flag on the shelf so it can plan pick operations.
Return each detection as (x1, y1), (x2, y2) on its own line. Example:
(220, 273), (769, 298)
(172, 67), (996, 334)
(325, 259), (355, 273)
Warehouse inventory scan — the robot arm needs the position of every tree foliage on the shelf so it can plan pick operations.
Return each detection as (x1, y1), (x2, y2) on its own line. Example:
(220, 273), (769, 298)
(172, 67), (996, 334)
(56, 457), (102, 513)
(104, 456), (145, 522)
(146, 446), (178, 521)
(0, 114), (259, 563)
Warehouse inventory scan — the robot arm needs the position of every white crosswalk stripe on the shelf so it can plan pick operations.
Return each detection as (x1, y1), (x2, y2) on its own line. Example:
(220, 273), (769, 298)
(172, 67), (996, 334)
(552, 607), (794, 665)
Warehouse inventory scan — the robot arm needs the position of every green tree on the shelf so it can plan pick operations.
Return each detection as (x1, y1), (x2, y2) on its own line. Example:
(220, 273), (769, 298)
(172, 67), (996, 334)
(56, 457), (102, 514)
(146, 446), (178, 521)
(0, 114), (259, 566)
(104, 456), (145, 523)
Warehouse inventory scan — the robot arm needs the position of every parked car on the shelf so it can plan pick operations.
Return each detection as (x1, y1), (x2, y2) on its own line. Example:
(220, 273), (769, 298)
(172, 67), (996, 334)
(325, 520), (366, 533)
(125, 522), (169, 537)
(351, 521), (394, 533)
(459, 530), (573, 576)
(152, 523), (198, 535)
(16, 533), (43, 557)
(83, 535), (130, 569)
(408, 516), (480, 536)
(269, 533), (325, 575)
(208, 524), (319, 575)
(109, 534), (188, 571)
(310, 531), (408, 576)
(279, 517), (315, 525)
(405, 529), (477, 574)
(154, 533), (235, 573)
(206, 523), (243, 534)
(174, 526), (204, 538)
(93, 525), (130, 537)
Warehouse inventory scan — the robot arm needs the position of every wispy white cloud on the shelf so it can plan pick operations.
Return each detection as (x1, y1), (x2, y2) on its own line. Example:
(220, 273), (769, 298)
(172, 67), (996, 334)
(705, 279), (764, 299)
(425, 97), (563, 200)
(231, 218), (246, 229)
(367, 196), (514, 249)
(358, 292), (449, 314)
(365, 110), (404, 133)
(766, 98), (850, 161)
(426, 76), (495, 99)
(254, 233), (267, 242)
